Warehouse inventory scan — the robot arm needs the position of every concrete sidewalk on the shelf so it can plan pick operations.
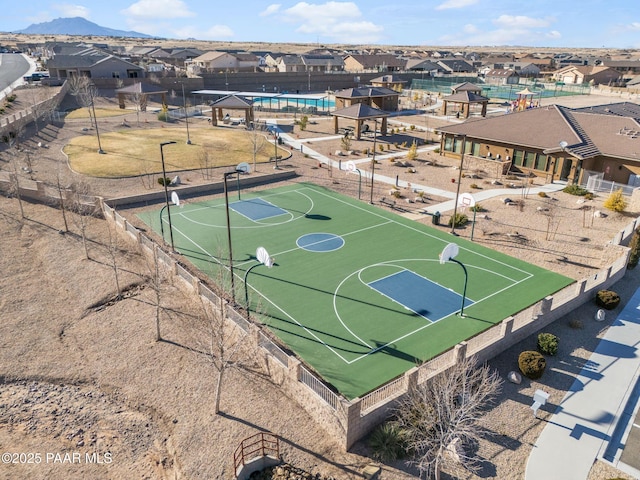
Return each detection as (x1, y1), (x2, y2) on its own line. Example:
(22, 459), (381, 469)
(276, 127), (566, 215)
(525, 287), (640, 480)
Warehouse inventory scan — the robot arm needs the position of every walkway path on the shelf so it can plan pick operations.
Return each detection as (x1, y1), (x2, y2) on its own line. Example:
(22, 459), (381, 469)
(270, 122), (566, 215)
(525, 287), (640, 480)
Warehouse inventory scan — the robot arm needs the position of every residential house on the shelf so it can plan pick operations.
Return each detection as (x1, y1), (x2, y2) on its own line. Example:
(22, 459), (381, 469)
(552, 65), (623, 85)
(435, 58), (475, 74)
(406, 59), (443, 75)
(343, 54), (406, 72)
(504, 62), (541, 78)
(484, 69), (520, 85)
(600, 60), (640, 77)
(46, 53), (144, 79)
(275, 55), (305, 73)
(188, 51), (259, 74)
(301, 54), (344, 72)
(436, 102), (640, 185)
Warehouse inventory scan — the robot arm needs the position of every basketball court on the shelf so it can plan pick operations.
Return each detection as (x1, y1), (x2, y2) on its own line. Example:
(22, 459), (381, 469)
(137, 182), (573, 399)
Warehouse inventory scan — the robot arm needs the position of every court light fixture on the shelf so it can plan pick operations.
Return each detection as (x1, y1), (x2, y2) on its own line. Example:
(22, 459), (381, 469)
(439, 242), (468, 317)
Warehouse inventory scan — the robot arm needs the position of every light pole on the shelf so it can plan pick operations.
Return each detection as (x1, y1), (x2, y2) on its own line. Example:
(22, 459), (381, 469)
(370, 119), (378, 204)
(160, 141), (177, 249)
(439, 243), (469, 317)
(181, 83), (191, 145)
(450, 135), (466, 235)
(244, 247), (274, 319)
(223, 170), (237, 302)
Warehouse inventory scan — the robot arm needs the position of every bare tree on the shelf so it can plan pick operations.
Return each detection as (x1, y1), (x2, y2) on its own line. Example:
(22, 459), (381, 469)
(67, 75), (95, 126)
(395, 356), (503, 480)
(3, 122), (29, 219)
(23, 86), (57, 138)
(183, 279), (255, 414)
(68, 181), (97, 259)
(245, 123), (267, 173)
(53, 168), (70, 233)
(105, 220), (122, 298)
(198, 145), (213, 180)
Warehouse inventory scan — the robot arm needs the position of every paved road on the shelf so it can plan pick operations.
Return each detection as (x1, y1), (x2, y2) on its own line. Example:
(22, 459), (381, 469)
(0, 53), (32, 99)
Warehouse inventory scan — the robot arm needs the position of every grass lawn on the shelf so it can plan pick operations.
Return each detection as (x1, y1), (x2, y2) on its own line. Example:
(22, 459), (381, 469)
(64, 125), (283, 177)
(65, 107), (129, 119)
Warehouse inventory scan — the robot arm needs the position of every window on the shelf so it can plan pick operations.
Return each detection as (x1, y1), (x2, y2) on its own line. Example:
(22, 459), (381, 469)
(112, 72), (120, 78)
(524, 151), (536, 168)
(444, 136), (454, 152)
(513, 149), (524, 166)
(534, 154), (549, 171)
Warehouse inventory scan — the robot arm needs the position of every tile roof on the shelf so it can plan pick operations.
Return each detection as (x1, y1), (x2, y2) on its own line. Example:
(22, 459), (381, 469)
(436, 103), (640, 161)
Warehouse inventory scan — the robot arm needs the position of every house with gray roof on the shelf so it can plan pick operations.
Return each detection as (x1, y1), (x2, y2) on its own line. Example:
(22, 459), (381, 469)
(436, 102), (640, 185)
(47, 53), (144, 80)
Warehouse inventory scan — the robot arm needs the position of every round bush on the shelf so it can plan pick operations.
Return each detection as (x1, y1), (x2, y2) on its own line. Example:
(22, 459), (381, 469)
(518, 350), (546, 379)
(537, 333), (559, 356)
(448, 212), (468, 228)
(596, 290), (620, 310)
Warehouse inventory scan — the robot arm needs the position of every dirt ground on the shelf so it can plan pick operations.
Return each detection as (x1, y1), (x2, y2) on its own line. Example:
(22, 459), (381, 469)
(0, 91), (639, 480)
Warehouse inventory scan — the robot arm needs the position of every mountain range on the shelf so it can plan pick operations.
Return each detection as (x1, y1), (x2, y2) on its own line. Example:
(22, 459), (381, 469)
(15, 17), (153, 38)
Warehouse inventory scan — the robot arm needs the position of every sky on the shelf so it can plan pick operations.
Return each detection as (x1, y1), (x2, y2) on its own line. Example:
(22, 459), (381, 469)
(2, 0), (639, 49)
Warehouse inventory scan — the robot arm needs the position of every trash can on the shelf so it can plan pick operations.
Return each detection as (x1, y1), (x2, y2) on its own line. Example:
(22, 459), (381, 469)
(277, 137), (284, 145)
(432, 211), (441, 226)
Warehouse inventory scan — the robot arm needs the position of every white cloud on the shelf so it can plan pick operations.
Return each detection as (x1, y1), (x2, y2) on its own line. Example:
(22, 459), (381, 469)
(121, 0), (195, 19)
(54, 4), (91, 19)
(546, 30), (562, 40)
(174, 24), (235, 40)
(493, 15), (553, 29)
(435, 0), (478, 11)
(281, 2), (384, 42)
(626, 22), (640, 31)
(260, 4), (282, 17)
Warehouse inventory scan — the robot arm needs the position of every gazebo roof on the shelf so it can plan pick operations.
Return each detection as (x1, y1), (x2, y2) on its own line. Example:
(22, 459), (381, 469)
(210, 95), (254, 108)
(331, 103), (389, 120)
(116, 82), (168, 94)
(443, 91), (489, 103)
(334, 86), (398, 99)
(451, 82), (482, 93)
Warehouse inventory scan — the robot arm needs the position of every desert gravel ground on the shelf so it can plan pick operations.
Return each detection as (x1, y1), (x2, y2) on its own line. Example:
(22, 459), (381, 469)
(0, 91), (638, 479)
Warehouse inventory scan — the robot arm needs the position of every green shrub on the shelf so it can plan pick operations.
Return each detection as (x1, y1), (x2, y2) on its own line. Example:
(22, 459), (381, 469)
(538, 191), (548, 198)
(448, 213), (468, 227)
(596, 290), (620, 310)
(157, 111), (170, 122)
(470, 203), (485, 212)
(562, 184), (589, 196)
(470, 183), (480, 189)
(628, 227), (640, 269)
(537, 333), (559, 356)
(518, 351), (546, 379)
(157, 177), (171, 186)
(603, 189), (627, 212)
(6, 94), (16, 102)
(584, 192), (594, 200)
(299, 115), (308, 131)
(368, 422), (407, 463)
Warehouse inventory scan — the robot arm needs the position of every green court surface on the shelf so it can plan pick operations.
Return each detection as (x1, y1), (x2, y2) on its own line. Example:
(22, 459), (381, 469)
(137, 183), (573, 399)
